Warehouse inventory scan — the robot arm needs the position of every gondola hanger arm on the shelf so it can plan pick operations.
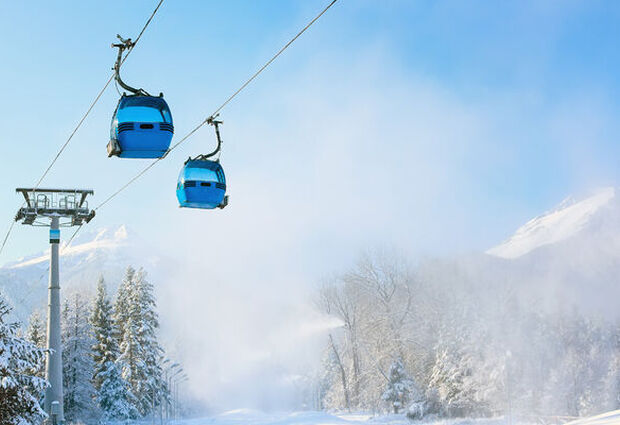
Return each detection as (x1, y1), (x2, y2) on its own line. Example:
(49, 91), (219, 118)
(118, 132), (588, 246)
(184, 116), (224, 163)
(112, 34), (150, 96)
(204, 116), (224, 160)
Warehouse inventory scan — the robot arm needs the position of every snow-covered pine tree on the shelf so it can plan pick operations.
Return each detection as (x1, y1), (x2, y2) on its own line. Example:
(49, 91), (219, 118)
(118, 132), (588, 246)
(543, 314), (599, 416)
(26, 311), (46, 379)
(427, 330), (480, 417)
(604, 334), (620, 410)
(134, 268), (165, 415)
(606, 323), (620, 410)
(115, 266), (169, 417)
(62, 293), (98, 423)
(405, 372), (427, 419)
(26, 312), (45, 349)
(114, 266), (135, 342)
(0, 293), (47, 425)
(382, 358), (415, 414)
(91, 277), (112, 392)
(114, 267), (146, 415)
(91, 277), (138, 420)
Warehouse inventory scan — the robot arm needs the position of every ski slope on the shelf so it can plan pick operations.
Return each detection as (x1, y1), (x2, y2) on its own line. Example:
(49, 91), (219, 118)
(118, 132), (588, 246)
(170, 410), (538, 425)
(169, 410), (620, 425)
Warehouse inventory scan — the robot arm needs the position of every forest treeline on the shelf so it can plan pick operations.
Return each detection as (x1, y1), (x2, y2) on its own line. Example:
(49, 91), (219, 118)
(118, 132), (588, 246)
(316, 252), (620, 419)
(0, 266), (176, 425)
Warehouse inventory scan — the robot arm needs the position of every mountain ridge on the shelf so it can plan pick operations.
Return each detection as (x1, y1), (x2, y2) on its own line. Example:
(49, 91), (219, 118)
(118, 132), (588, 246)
(0, 224), (166, 322)
(487, 187), (617, 259)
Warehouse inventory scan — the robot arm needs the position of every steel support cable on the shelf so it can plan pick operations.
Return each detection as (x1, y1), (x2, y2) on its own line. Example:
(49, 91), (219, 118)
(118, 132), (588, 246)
(92, 0), (339, 214)
(209, 0), (339, 119)
(62, 0), (339, 254)
(0, 0), (165, 260)
(3, 1), (168, 314)
(62, 120), (206, 247)
(0, 221), (17, 259)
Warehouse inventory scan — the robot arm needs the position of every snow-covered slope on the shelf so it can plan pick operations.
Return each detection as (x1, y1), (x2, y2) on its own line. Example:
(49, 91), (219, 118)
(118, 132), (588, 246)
(6, 225), (132, 269)
(0, 224), (166, 322)
(487, 188), (616, 259)
(565, 410), (620, 425)
(172, 410), (537, 425)
(478, 187), (620, 318)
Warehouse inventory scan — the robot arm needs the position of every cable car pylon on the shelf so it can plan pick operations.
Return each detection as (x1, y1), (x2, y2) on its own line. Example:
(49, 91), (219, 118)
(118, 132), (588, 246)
(14, 188), (95, 424)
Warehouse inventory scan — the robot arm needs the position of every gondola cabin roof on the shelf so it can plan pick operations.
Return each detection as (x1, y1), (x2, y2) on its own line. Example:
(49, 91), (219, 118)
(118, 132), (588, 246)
(115, 95), (173, 124)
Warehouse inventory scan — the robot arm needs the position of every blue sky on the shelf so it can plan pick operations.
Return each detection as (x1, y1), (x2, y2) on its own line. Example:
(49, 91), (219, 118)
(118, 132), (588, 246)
(0, 0), (619, 268)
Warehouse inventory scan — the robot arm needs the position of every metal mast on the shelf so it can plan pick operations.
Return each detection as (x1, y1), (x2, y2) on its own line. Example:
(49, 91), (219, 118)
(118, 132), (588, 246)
(15, 188), (95, 424)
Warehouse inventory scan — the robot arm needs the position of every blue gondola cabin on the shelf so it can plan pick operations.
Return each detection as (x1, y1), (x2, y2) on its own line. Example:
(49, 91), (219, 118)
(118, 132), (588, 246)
(176, 159), (228, 209)
(108, 95), (173, 159)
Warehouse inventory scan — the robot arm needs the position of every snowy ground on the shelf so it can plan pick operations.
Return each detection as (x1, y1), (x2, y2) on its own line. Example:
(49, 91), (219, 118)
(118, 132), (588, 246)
(168, 410), (538, 425)
(565, 410), (620, 425)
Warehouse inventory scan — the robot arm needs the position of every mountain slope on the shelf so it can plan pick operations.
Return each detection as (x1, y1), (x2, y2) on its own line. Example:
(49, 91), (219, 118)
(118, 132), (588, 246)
(483, 187), (620, 318)
(0, 225), (165, 322)
(487, 187), (616, 259)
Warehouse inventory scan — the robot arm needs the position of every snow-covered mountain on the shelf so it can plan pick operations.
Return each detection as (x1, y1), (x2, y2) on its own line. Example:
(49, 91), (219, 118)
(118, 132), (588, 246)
(487, 187), (617, 259)
(484, 187), (620, 318)
(0, 224), (166, 322)
(3, 187), (619, 326)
